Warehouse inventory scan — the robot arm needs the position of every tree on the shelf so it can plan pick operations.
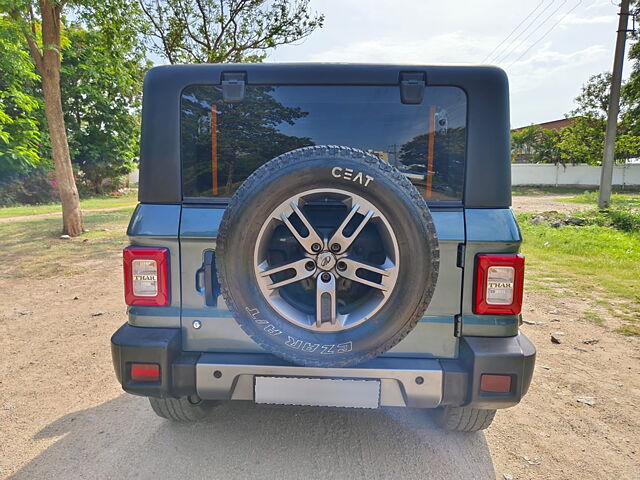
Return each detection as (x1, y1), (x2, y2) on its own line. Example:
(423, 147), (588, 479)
(1, 0), (84, 235)
(0, 16), (44, 178)
(622, 12), (640, 136)
(564, 73), (640, 164)
(511, 125), (563, 164)
(139, 0), (323, 64)
(61, 20), (148, 193)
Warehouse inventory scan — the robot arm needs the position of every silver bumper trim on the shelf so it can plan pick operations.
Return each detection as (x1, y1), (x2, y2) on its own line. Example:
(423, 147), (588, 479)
(195, 353), (443, 408)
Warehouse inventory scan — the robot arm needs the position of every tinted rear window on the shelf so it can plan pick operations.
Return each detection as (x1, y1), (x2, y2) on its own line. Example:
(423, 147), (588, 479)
(181, 85), (466, 201)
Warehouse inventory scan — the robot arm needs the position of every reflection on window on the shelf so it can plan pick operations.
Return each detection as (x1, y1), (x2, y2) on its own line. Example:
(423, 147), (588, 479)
(181, 85), (466, 201)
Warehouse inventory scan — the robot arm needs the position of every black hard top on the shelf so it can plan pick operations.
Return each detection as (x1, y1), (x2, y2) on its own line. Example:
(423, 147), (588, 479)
(138, 63), (511, 208)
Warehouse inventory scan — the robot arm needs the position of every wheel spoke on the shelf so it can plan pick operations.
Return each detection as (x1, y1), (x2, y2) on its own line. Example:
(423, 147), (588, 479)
(258, 259), (316, 290)
(338, 258), (395, 291)
(279, 201), (323, 254)
(316, 273), (337, 327)
(328, 203), (375, 252)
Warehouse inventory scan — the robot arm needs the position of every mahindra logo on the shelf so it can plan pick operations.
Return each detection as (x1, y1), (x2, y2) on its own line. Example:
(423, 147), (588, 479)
(320, 256), (332, 267)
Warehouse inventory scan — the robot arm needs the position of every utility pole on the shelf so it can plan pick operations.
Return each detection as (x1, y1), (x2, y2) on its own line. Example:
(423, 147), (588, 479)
(598, 0), (631, 209)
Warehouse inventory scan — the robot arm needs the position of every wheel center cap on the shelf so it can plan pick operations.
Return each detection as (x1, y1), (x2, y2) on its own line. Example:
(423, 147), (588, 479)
(316, 252), (336, 271)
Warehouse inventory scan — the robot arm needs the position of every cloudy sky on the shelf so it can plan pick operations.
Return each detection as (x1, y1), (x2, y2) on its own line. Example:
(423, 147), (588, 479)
(267, 0), (630, 127)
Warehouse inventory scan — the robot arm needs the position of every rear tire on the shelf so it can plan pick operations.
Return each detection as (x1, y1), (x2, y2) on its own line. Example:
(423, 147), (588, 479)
(148, 396), (217, 422)
(432, 406), (496, 432)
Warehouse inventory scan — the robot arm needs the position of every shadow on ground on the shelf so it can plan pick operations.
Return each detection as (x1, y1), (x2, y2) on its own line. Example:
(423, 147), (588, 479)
(10, 395), (495, 479)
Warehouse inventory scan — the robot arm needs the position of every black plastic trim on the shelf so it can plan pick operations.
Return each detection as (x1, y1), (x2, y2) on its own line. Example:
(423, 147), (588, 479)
(456, 334), (536, 408)
(111, 323), (198, 398)
(111, 322), (535, 408)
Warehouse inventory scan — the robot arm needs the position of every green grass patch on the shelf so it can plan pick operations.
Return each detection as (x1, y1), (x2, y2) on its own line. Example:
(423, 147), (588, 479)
(518, 216), (640, 308)
(0, 190), (138, 219)
(581, 312), (606, 324)
(561, 191), (640, 208)
(512, 186), (595, 196)
(0, 208), (133, 278)
(617, 324), (640, 336)
(512, 185), (640, 196)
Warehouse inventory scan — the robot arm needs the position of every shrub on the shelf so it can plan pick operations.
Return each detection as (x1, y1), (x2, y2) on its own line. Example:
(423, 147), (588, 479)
(0, 170), (59, 206)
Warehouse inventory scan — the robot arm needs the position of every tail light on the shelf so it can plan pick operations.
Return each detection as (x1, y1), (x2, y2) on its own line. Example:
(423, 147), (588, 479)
(474, 254), (524, 315)
(130, 363), (160, 382)
(123, 247), (170, 306)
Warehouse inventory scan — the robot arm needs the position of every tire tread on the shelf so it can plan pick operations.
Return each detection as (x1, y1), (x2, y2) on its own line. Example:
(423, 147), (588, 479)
(434, 406), (496, 432)
(148, 397), (215, 422)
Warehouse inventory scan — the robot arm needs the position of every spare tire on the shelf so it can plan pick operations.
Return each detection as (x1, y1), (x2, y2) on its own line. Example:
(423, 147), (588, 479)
(217, 146), (439, 367)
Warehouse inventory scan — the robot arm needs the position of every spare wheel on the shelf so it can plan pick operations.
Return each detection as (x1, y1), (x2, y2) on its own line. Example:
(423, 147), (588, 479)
(216, 146), (439, 367)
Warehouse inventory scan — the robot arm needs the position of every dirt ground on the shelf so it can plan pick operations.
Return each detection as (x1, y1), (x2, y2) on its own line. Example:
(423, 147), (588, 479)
(511, 195), (592, 214)
(0, 196), (638, 479)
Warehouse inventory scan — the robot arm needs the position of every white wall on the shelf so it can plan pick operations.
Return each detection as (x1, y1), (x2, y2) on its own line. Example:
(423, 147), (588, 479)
(512, 163), (640, 186)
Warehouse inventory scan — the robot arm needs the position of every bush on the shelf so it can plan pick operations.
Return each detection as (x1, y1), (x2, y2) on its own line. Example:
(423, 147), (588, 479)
(520, 207), (639, 234)
(0, 170), (59, 206)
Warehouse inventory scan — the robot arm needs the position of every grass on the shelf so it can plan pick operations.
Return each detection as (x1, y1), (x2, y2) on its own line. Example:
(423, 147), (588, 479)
(617, 324), (640, 336)
(0, 208), (133, 279)
(581, 312), (606, 324)
(560, 191), (640, 209)
(512, 185), (640, 196)
(0, 190), (138, 219)
(518, 213), (640, 335)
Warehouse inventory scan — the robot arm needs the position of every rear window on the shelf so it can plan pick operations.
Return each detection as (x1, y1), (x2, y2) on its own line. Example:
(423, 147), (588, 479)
(181, 85), (466, 201)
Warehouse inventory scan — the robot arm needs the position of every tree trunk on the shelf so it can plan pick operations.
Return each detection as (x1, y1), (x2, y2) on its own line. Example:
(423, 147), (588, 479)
(41, 75), (84, 235)
(38, 2), (84, 236)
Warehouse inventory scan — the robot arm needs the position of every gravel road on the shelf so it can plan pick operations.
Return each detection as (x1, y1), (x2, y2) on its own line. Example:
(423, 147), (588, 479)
(2, 195), (638, 479)
(8, 399), (495, 479)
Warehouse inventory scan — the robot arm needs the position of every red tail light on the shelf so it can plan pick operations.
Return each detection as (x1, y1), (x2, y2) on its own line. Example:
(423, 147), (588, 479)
(123, 247), (170, 306)
(130, 363), (160, 382)
(474, 254), (524, 315)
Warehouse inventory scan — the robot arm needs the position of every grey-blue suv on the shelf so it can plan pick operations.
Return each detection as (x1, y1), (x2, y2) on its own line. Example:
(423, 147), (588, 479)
(111, 64), (535, 431)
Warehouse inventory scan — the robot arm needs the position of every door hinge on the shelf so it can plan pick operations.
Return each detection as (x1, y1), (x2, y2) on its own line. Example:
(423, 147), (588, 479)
(454, 315), (462, 337)
(400, 72), (426, 104)
(221, 72), (246, 103)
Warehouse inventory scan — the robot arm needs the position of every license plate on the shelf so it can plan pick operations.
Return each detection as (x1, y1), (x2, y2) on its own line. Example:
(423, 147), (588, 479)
(254, 376), (380, 409)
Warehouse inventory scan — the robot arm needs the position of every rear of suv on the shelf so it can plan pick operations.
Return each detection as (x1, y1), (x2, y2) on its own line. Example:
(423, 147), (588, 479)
(111, 64), (535, 431)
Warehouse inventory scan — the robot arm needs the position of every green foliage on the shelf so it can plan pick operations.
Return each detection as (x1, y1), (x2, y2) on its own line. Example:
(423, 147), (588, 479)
(512, 125), (562, 164)
(0, 1), (148, 201)
(513, 60), (640, 165)
(512, 116), (640, 166)
(573, 73), (615, 118)
(61, 17), (148, 193)
(517, 213), (640, 306)
(0, 16), (44, 176)
(139, 0), (324, 63)
(0, 169), (58, 205)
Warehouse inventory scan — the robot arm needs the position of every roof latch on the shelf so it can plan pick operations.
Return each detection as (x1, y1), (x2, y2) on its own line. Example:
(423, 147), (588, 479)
(221, 72), (246, 103)
(400, 72), (426, 105)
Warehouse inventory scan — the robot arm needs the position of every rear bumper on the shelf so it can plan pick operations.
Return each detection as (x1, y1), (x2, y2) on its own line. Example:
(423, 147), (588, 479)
(111, 323), (535, 409)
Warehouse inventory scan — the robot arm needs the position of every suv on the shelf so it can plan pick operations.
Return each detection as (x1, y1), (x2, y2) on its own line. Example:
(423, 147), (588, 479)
(111, 64), (535, 431)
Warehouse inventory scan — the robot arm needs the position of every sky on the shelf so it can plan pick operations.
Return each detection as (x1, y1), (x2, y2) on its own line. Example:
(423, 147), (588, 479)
(264, 0), (631, 128)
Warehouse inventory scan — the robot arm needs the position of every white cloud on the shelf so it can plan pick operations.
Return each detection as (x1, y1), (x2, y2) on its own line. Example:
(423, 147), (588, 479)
(507, 43), (609, 93)
(307, 32), (491, 64)
(268, 0), (623, 126)
(560, 14), (613, 25)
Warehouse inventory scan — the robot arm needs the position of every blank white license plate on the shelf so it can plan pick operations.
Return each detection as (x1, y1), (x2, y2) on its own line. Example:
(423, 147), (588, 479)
(254, 376), (380, 409)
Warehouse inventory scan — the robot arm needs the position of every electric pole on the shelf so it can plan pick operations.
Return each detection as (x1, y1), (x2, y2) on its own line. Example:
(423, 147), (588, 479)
(598, 0), (631, 209)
